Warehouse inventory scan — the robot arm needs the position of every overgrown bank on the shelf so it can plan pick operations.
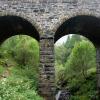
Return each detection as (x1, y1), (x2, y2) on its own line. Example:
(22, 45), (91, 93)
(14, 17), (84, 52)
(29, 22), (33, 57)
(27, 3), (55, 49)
(0, 35), (43, 100)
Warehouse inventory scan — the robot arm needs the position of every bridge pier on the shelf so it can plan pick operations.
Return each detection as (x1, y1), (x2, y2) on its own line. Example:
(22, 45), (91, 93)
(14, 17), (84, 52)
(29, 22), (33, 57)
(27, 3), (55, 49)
(96, 47), (100, 99)
(38, 35), (55, 100)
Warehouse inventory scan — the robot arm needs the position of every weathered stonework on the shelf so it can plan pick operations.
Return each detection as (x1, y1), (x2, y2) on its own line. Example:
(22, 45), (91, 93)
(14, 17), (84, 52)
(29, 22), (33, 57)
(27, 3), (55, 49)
(0, 0), (100, 32)
(96, 47), (100, 98)
(39, 35), (55, 100)
(0, 0), (100, 100)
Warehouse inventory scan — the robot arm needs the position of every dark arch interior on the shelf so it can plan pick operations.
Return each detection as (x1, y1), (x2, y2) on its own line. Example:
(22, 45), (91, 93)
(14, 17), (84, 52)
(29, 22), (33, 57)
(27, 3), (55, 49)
(55, 15), (100, 46)
(0, 15), (40, 43)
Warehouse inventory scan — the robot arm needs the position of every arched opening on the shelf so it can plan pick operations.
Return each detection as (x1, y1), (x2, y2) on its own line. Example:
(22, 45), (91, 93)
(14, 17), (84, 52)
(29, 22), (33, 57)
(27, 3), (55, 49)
(0, 15), (40, 43)
(54, 15), (100, 99)
(0, 16), (43, 99)
(54, 15), (100, 46)
(55, 34), (97, 100)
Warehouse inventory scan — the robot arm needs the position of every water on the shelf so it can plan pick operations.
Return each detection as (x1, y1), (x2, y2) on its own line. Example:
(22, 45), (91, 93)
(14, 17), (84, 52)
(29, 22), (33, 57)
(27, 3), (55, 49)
(55, 90), (71, 100)
(56, 90), (62, 100)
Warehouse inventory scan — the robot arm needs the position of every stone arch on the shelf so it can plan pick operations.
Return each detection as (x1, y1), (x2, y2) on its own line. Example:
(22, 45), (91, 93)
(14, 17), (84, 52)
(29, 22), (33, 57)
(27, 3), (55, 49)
(0, 12), (45, 98)
(0, 12), (42, 43)
(54, 14), (100, 99)
(0, 11), (42, 33)
(52, 10), (100, 37)
(54, 15), (100, 46)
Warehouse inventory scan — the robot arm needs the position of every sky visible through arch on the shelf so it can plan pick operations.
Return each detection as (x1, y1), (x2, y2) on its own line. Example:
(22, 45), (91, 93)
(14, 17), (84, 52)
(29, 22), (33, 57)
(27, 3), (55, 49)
(55, 35), (71, 46)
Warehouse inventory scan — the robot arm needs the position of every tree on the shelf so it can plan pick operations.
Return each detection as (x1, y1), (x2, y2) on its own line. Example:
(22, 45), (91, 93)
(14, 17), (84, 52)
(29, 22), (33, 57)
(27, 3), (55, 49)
(55, 34), (82, 66)
(1, 35), (39, 67)
(65, 40), (96, 79)
(55, 44), (67, 65)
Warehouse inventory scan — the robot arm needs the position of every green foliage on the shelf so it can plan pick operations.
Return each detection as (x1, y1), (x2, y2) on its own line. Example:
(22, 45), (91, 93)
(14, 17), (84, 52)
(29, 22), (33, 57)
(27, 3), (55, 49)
(0, 33), (98, 99)
(1, 35), (39, 78)
(55, 34), (97, 100)
(0, 76), (43, 100)
(55, 34), (82, 66)
(55, 62), (65, 87)
(1, 35), (39, 67)
(65, 40), (96, 78)
(55, 45), (66, 65)
(0, 35), (43, 100)
(69, 72), (98, 100)
(0, 65), (4, 73)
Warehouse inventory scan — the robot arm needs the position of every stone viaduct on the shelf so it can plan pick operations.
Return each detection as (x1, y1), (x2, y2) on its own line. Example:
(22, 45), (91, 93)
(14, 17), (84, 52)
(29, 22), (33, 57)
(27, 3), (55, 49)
(0, 0), (100, 100)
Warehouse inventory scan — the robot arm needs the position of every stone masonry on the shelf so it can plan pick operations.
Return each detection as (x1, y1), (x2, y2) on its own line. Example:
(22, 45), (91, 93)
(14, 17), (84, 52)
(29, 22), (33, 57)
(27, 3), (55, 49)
(0, 0), (100, 100)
